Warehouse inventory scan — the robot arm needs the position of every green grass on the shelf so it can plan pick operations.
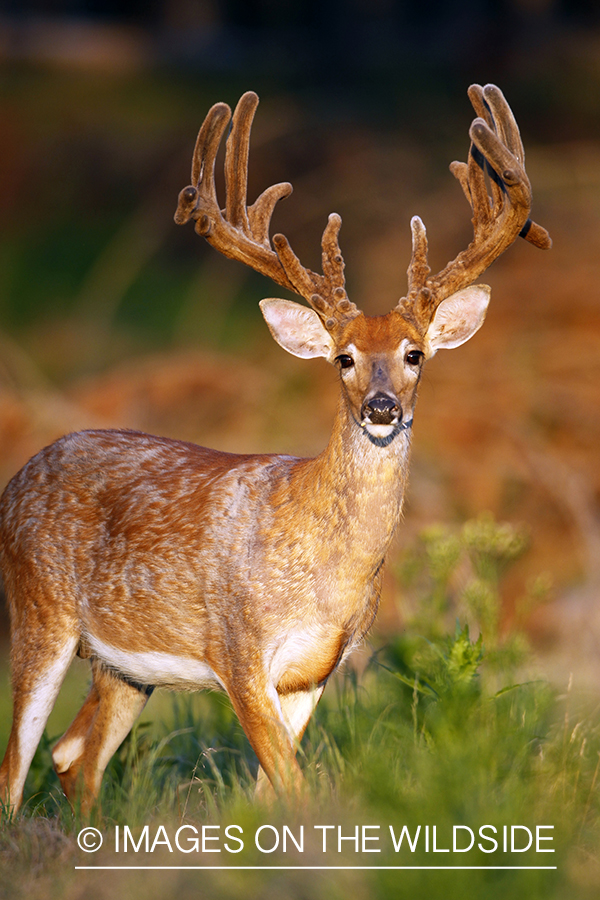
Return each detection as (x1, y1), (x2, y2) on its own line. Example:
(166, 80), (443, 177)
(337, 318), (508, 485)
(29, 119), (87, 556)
(1, 517), (600, 899)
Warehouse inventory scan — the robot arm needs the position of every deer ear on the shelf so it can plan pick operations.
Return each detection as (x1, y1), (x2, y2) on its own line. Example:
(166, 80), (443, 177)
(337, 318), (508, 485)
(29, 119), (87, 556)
(424, 284), (491, 358)
(259, 298), (334, 359)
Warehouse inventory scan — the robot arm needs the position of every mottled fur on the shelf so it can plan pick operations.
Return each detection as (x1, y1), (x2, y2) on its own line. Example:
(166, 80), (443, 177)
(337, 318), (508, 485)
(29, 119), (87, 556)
(0, 83), (549, 812)
(0, 319), (418, 810)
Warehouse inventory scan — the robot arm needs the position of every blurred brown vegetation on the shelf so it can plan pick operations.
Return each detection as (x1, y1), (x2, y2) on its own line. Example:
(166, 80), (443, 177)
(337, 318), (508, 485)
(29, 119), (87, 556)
(0, 23), (598, 685)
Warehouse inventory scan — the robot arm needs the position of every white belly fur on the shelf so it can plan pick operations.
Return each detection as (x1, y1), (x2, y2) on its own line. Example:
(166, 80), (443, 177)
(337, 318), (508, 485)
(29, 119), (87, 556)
(88, 634), (224, 690)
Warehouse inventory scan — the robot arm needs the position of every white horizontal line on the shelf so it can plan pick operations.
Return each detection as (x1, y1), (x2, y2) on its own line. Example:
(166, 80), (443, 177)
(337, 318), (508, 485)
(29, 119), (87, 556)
(75, 865), (558, 871)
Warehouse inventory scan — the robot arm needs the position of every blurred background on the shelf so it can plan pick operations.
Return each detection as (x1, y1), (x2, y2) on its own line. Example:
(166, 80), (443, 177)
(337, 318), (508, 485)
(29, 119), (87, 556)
(0, 1), (599, 684)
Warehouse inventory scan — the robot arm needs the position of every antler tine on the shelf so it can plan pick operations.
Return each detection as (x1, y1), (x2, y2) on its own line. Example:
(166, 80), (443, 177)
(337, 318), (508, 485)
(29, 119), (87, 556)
(466, 85), (524, 215)
(176, 92), (362, 329)
(481, 85), (551, 250)
(272, 213), (360, 328)
(398, 84), (551, 330)
(481, 84), (525, 167)
(225, 91), (255, 234)
(406, 216), (430, 298)
(174, 100), (230, 228)
(321, 215), (359, 324)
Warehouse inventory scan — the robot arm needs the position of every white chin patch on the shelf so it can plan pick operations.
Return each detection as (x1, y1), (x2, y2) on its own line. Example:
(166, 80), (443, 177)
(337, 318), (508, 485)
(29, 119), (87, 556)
(364, 423), (396, 438)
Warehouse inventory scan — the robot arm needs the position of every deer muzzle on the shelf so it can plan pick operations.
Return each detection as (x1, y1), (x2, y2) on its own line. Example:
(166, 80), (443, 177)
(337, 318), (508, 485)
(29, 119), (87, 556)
(361, 392), (402, 427)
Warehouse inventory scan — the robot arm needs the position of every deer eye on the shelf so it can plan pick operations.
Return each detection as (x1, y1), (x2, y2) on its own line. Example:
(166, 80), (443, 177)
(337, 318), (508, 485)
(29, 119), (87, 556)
(335, 354), (355, 370)
(405, 349), (424, 366)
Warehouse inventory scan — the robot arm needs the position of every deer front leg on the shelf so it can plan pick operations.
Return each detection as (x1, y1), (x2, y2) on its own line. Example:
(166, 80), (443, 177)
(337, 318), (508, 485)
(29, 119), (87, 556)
(228, 680), (311, 799)
(254, 684), (325, 801)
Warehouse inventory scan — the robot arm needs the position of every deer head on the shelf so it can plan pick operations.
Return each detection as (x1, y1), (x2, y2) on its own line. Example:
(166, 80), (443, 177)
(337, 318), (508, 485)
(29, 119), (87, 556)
(175, 87), (551, 445)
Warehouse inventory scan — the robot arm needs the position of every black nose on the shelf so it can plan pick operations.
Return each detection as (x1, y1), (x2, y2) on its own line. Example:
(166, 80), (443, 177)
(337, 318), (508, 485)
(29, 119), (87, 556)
(362, 393), (401, 425)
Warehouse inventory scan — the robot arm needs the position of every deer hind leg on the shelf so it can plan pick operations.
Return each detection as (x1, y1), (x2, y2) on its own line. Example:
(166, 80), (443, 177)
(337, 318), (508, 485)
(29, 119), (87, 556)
(52, 661), (152, 814)
(0, 635), (79, 812)
(248, 684), (326, 801)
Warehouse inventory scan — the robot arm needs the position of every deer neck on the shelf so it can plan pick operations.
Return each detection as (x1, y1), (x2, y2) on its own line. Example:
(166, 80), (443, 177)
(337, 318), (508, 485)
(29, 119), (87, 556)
(301, 393), (412, 564)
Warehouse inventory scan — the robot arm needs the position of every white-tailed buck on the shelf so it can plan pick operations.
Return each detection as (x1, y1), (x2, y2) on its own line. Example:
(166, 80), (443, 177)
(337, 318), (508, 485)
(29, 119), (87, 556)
(0, 85), (550, 812)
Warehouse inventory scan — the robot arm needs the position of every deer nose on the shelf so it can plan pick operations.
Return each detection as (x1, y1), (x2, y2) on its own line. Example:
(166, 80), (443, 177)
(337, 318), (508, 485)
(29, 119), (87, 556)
(361, 393), (401, 426)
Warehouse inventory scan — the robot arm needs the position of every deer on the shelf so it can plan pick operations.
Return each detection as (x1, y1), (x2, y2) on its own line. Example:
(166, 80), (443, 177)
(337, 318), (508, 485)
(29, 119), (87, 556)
(0, 85), (550, 814)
